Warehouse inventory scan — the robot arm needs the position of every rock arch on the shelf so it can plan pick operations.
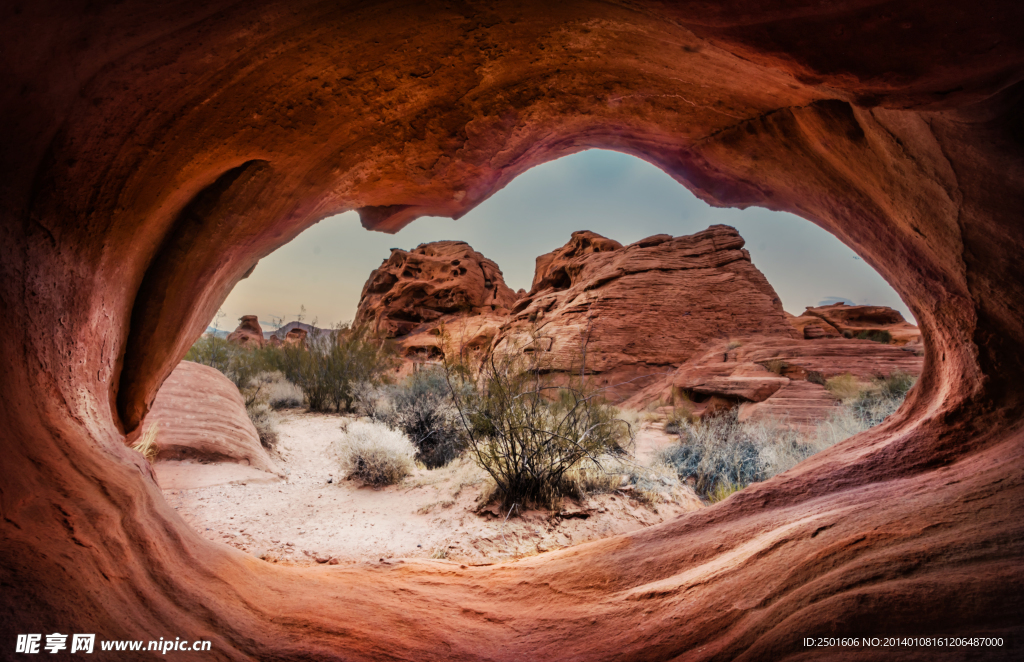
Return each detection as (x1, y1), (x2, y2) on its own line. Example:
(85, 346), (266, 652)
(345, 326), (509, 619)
(1, 1), (1022, 658)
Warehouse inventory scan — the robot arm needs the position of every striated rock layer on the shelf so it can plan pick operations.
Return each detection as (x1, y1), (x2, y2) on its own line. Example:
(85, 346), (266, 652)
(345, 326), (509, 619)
(1, 1), (1023, 660)
(802, 303), (922, 345)
(494, 226), (798, 401)
(141, 361), (278, 474)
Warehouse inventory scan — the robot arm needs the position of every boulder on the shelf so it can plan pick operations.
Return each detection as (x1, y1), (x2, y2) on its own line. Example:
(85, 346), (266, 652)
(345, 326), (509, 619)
(141, 361), (278, 475)
(226, 315), (266, 349)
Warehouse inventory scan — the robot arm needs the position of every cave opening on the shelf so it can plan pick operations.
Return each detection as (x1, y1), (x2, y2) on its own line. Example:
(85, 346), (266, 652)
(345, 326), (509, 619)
(4, 2), (1022, 657)
(152, 148), (924, 566)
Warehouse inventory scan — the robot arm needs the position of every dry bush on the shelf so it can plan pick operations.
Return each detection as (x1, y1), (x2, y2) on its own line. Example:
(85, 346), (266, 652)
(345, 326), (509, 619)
(334, 420), (415, 486)
(762, 358), (786, 375)
(132, 424), (160, 463)
(255, 371), (304, 409)
(362, 368), (467, 469)
(246, 402), (279, 450)
(825, 373), (863, 401)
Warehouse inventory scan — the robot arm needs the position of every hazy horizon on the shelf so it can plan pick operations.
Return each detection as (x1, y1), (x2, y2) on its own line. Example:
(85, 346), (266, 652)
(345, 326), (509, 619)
(219, 149), (912, 333)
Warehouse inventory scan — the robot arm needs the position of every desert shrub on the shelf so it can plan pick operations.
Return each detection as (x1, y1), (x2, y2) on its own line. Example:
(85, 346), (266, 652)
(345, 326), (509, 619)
(295, 323), (397, 413)
(382, 368), (468, 469)
(806, 370), (827, 386)
(659, 411), (819, 502)
(762, 358), (786, 375)
(663, 403), (694, 435)
(334, 420), (415, 486)
(132, 424), (160, 463)
(254, 371), (304, 409)
(825, 373), (863, 401)
(443, 331), (633, 512)
(246, 401), (279, 450)
(856, 329), (893, 344)
(185, 335), (234, 374)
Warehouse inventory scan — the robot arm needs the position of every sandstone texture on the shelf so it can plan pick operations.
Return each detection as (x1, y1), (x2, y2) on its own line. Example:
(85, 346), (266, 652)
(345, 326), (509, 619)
(226, 315), (266, 348)
(355, 241), (518, 364)
(494, 226), (798, 401)
(141, 361), (278, 474)
(2, 2), (1022, 660)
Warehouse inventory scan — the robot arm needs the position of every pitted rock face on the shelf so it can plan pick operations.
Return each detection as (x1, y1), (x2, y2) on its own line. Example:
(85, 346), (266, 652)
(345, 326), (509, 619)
(227, 315), (266, 349)
(496, 225), (798, 401)
(2, 1), (1023, 659)
(356, 241), (518, 338)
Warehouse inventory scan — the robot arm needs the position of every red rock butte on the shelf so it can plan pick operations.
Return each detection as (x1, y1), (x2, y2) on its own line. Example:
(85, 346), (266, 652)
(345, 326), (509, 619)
(1, 1), (1022, 659)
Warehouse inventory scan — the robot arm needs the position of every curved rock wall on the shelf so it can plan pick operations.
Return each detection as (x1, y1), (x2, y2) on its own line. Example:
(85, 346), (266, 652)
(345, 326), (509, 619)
(1, 1), (1022, 659)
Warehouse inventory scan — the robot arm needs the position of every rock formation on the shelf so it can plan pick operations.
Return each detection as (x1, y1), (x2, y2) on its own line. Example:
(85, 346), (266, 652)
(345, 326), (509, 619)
(802, 303), (921, 345)
(626, 337), (925, 430)
(140, 361), (278, 474)
(2, 2), (1022, 660)
(226, 315), (266, 348)
(355, 241), (519, 365)
(494, 226), (798, 401)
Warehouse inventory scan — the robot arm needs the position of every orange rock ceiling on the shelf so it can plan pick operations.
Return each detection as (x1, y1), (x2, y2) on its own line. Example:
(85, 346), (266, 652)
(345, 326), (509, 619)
(1, 1), (1022, 659)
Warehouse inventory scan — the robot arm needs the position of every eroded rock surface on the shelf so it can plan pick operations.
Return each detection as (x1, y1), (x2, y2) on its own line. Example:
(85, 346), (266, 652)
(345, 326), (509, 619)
(494, 226), (798, 401)
(141, 361), (278, 474)
(355, 241), (518, 365)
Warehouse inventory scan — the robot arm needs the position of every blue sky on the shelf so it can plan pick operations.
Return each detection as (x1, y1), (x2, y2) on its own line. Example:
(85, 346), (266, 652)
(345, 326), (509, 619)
(218, 149), (910, 331)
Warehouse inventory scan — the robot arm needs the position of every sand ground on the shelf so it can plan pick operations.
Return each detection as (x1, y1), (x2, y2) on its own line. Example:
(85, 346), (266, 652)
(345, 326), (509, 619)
(159, 410), (702, 565)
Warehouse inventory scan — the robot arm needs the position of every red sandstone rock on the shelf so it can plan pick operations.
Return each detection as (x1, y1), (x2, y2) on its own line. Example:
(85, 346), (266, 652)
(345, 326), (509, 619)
(494, 226), (798, 402)
(355, 241), (518, 367)
(803, 303), (921, 345)
(226, 315), (266, 349)
(2, 3), (1023, 660)
(281, 327), (308, 348)
(787, 311), (843, 340)
(141, 361), (279, 474)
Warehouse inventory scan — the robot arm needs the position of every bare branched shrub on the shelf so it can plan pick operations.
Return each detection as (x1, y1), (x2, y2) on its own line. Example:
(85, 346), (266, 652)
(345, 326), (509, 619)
(334, 420), (416, 486)
(443, 328), (633, 512)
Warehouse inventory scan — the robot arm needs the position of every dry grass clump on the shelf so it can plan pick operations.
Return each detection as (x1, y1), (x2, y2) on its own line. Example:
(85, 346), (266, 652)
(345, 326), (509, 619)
(824, 373), (864, 401)
(132, 424), (160, 463)
(762, 358), (786, 375)
(334, 420), (416, 486)
(256, 371), (304, 409)
(247, 402), (279, 450)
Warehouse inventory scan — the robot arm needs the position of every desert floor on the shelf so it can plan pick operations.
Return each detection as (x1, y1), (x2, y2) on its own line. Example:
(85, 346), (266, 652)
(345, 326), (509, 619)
(159, 410), (703, 565)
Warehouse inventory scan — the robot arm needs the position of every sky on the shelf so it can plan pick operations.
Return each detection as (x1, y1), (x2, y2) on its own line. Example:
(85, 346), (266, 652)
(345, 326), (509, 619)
(218, 149), (911, 332)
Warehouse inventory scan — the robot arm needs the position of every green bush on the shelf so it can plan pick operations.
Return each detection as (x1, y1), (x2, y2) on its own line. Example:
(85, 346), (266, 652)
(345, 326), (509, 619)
(855, 329), (893, 344)
(294, 323), (397, 413)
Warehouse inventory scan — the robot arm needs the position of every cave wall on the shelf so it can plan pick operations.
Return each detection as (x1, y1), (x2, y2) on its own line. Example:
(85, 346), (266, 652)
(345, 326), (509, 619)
(1, 1), (1022, 659)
